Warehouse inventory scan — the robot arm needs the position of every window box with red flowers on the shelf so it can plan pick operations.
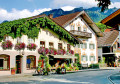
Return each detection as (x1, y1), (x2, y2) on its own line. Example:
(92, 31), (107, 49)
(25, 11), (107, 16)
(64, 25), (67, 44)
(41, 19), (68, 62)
(69, 50), (74, 55)
(49, 48), (57, 55)
(27, 43), (37, 50)
(1, 40), (13, 50)
(38, 47), (49, 55)
(15, 42), (26, 50)
(57, 49), (66, 55)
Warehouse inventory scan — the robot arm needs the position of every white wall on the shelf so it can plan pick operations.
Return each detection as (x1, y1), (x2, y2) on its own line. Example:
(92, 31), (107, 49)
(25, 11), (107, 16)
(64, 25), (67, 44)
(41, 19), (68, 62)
(64, 16), (98, 65)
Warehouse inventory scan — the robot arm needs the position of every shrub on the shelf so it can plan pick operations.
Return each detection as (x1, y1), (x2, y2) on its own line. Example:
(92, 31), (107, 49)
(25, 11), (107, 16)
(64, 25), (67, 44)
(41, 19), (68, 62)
(90, 64), (99, 69)
(1, 40), (13, 50)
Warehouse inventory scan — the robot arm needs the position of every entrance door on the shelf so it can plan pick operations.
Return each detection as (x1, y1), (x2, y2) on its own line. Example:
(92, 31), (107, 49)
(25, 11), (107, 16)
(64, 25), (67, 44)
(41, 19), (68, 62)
(16, 55), (22, 74)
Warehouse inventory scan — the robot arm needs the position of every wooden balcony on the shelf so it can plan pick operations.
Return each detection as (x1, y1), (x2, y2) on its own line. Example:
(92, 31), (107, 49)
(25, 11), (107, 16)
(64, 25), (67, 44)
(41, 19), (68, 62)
(70, 30), (92, 38)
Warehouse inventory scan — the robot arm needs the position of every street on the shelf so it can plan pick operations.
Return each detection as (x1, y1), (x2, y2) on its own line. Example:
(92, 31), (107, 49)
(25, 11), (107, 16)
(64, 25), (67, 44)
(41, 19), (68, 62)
(0, 69), (120, 84)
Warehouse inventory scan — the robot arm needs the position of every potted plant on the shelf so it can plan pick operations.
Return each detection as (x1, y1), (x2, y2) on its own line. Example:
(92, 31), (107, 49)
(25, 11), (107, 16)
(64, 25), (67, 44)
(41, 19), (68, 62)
(15, 42), (26, 50)
(27, 43), (37, 50)
(1, 40), (13, 50)
(11, 67), (16, 75)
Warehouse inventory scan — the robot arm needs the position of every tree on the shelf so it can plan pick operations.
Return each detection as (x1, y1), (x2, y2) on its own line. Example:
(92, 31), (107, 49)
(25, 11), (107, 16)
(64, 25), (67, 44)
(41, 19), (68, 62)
(96, 0), (111, 12)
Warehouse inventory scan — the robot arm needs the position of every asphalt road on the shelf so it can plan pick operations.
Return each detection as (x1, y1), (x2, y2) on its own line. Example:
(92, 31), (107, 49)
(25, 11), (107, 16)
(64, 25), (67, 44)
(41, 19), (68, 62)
(0, 69), (120, 84)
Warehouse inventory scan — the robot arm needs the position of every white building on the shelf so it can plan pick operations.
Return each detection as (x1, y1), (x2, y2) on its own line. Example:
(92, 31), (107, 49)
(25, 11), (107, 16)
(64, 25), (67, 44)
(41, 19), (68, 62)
(52, 11), (103, 66)
(0, 15), (80, 76)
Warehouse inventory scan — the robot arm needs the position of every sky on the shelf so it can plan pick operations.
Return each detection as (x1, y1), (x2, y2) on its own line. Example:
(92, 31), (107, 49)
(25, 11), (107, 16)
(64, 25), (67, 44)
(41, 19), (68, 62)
(0, 0), (120, 23)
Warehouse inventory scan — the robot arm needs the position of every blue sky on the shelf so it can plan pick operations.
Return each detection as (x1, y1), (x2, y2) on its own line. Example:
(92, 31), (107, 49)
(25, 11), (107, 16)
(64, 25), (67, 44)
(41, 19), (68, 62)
(0, 0), (120, 23)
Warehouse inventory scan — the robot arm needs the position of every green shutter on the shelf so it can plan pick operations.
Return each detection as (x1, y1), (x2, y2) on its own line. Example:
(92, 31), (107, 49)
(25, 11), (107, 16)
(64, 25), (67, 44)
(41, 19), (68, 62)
(93, 44), (95, 49)
(85, 43), (87, 49)
(86, 56), (88, 61)
(81, 55), (83, 61)
(78, 44), (80, 48)
(89, 56), (91, 61)
(89, 44), (91, 49)
(81, 44), (83, 48)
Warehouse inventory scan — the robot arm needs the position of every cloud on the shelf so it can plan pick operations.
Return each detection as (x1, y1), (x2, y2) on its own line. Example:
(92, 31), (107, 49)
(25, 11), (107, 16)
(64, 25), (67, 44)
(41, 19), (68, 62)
(51, 0), (98, 8)
(109, 2), (120, 8)
(0, 8), (51, 23)
(61, 6), (75, 11)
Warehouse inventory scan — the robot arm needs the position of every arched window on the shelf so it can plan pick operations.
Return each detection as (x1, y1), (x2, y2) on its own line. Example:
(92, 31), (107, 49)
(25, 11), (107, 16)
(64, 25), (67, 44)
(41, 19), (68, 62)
(27, 56), (36, 69)
(0, 54), (10, 70)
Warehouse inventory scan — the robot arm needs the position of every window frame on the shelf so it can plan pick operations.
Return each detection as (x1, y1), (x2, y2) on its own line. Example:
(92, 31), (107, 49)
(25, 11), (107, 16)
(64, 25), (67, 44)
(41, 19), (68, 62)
(58, 43), (62, 50)
(89, 44), (95, 49)
(26, 56), (36, 70)
(81, 55), (88, 61)
(40, 41), (45, 48)
(49, 42), (54, 48)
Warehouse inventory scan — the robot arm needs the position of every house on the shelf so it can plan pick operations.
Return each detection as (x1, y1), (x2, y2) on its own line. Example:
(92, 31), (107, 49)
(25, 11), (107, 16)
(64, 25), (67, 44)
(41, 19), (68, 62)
(98, 30), (119, 66)
(51, 11), (103, 66)
(0, 14), (81, 76)
(101, 9), (120, 66)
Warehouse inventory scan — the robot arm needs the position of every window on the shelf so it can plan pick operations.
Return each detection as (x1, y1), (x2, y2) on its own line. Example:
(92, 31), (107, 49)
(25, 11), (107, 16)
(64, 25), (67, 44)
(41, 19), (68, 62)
(78, 27), (81, 31)
(71, 25), (74, 30)
(28, 38), (34, 44)
(40, 41), (45, 48)
(27, 56), (36, 69)
(49, 42), (54, 48)
(5, 36), (10, 41)
(81, 43), (87, 49)
(89, 44), (95, 49)
(81, 55), (88, 61)
(17, 37), (21, 43)
(90, 56), (95, 61)
(0, 55), (10, 70)
(58, 43), (62, 50)
(67, 44), (71, 51)
(83, 28), (87, 32)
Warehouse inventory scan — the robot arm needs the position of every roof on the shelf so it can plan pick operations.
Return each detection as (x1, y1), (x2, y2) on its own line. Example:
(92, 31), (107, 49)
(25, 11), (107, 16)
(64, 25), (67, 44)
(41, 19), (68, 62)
(53, 12), (80, 26)
(29, 14), (82, 43)
(101, 9), (120, 28)
(52, 11), (103, 37)
(98, 30), (119, 47)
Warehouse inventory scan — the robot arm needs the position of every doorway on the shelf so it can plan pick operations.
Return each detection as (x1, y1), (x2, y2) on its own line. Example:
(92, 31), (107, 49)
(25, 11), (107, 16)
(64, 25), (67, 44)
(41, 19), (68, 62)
(16, 55), (22, 74)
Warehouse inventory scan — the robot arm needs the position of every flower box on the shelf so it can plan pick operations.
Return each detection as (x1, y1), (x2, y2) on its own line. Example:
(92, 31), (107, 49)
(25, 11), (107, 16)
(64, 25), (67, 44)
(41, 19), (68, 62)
(1, 40), (13, 50)
(27, 43), (37, 50)
(11, 68), (16, 75)
(15, 42), (25, 50)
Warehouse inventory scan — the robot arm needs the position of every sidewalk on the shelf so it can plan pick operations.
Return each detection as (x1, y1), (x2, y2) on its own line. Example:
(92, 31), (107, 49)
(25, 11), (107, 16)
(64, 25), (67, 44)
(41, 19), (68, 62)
(0, 67), (118, 78)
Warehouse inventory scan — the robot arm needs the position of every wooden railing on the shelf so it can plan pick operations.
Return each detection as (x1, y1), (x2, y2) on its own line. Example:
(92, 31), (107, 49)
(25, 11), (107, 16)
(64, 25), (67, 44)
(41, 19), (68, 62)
(70, 30), (92, 38)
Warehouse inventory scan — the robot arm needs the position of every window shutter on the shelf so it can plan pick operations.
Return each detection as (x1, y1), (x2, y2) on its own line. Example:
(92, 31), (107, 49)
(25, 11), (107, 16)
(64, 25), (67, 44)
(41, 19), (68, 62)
(89, 44), (91, 49)
(93, 44), (95, 49)
(85, 43), (87, 49)
(81, 44), (83, 48)
(86, 56), (88, 61)
(78, 44), (80, 48)
(81, 55), (83, 61)
(89, 56), (91, 61)
(94, 56), (95, 61)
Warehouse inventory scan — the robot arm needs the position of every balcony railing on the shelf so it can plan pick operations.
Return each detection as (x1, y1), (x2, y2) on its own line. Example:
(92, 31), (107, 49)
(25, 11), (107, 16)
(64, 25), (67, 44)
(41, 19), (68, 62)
(70, 30), (92, 38)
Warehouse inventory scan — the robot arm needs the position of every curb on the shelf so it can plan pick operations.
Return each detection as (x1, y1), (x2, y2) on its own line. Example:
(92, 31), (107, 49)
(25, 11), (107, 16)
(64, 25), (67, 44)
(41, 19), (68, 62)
(107, 73), (119, 84)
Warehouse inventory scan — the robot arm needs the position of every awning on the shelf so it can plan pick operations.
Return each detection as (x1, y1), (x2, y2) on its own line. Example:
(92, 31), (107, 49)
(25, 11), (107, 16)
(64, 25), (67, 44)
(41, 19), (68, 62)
(48, 55), (77, 59)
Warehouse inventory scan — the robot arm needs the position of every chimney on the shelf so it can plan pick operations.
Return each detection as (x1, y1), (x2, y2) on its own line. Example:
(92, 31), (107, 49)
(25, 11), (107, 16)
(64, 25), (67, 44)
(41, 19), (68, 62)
(48, 14), (53, 19)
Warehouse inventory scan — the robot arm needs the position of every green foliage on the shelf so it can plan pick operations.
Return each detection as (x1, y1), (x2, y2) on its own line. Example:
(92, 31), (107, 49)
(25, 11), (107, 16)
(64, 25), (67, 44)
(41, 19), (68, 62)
(96, 22), (111, 32)
(0, 17), (78, 44)
(89, 64), (99, 69)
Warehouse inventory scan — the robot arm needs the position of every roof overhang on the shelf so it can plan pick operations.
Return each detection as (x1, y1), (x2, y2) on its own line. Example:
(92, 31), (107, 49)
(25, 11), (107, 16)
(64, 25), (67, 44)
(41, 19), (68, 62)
(63, 11), (103, 37)
(101, 9), (120, 28)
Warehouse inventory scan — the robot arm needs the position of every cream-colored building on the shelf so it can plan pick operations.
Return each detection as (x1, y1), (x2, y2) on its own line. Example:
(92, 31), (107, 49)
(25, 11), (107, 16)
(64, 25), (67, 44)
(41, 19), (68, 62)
(52, 11), (103, 66)
(0, 15), (80, 76)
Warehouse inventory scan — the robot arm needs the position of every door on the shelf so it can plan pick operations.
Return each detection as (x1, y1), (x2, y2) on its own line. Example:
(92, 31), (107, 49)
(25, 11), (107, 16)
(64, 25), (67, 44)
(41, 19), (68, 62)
(16, 55), (22, 74)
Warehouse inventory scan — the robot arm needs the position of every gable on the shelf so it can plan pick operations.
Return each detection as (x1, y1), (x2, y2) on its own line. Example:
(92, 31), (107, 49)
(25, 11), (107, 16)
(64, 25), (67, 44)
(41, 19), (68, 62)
(53, 11), (103, 37)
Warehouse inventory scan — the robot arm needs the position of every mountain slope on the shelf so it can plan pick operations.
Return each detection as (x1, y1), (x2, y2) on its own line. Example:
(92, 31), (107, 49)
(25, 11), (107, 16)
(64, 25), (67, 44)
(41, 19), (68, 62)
(40, 7), (118, 23)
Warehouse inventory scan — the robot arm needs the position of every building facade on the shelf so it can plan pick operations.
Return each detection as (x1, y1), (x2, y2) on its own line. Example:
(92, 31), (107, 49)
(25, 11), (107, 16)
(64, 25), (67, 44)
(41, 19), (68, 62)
(52, 11), (103, 66)
(0, 15), (80, 76)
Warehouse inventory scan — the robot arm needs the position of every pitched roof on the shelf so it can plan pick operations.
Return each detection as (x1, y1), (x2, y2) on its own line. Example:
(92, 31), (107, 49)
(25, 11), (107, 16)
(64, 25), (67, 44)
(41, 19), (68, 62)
(52, 11), (103, 37)
(53, 12), (80, 26)
(98, 30), (119, 47)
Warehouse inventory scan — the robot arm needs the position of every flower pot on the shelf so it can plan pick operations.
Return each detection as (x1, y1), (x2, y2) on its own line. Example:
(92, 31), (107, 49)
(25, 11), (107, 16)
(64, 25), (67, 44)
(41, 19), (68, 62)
(11, 69), (16, 75)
